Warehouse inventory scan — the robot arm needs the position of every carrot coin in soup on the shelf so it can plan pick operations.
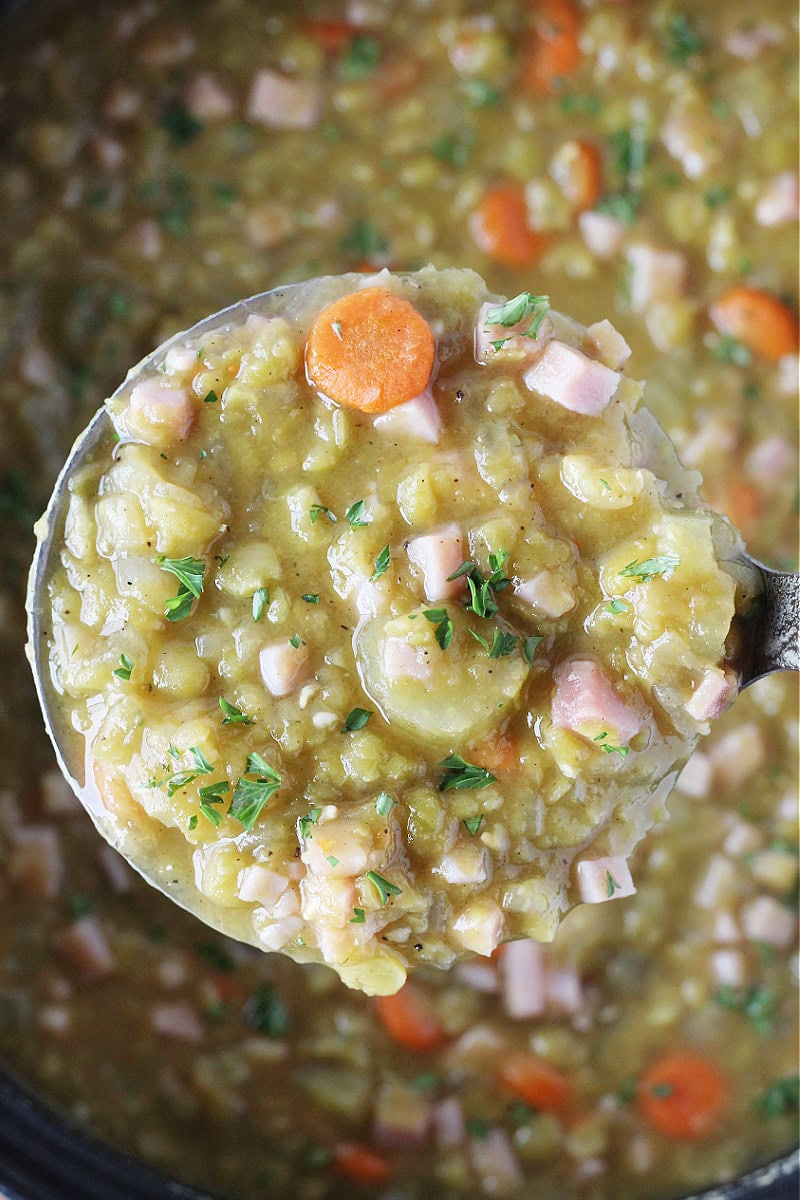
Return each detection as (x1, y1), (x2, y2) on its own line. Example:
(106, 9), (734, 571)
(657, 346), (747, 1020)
(42, 267), (749, 995)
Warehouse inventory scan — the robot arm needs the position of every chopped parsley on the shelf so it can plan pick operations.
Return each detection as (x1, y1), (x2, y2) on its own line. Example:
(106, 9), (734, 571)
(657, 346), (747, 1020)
(606, 598), (630, 615)
(252, 587), (270, 622)
(450, 550), (511, 621)
(203, 389), (219, 404)
(365, 870), (402, 905)
(113, 653), (134, 681)
(617, 1079), (637, 1105)
(350, 907), (366, 924)
(594, 732), (630, 758)
(219, 697), (255, 726)
(66, 893), (94, 919)
(345, 499), (370, 528)
(595, 191), (641, 225)
(704, 186), (732, 209)
(663, 11), (706, 63)
(460, 78), (501, 109)
(606, 869), (620, 897)
(469, 627), (519, 659)
(619, 554), (679, 582)
(370, 544), (391, 582)
(340, 34), (382, 81)
(309, 503), (337, 525)
(298, 807), (322, 839)
(485, 293), (550, 339)
(463, 814), (484, 836)
(611, 126), (650, 187)
(301, 593), (319, 604)
(423, 607), (454, 650)
(194, 941), (234, 973)
(229, 753), (281, 831)
(288, 634), (304, 649)
(558, 93), (602, 116)
(327, 855), (340, 867)
(650, 1082), (675, 1099)
(159, 102), (203, 146)
(522, 635), (543, 666)
(339, 219), (388, 261)
(342, 707), (372, 733)
(754, 1075), (800, 1120)
(714, 983), (777, 1036)
(375, 792), (396, 818)
(331, 319), (343, 341)
(713, 336), (752, 366)
(157, 555), (206, 621)
(431, 130), (474, 168)
(243, 983), (289, 1037)
(438, 754), (497, 792)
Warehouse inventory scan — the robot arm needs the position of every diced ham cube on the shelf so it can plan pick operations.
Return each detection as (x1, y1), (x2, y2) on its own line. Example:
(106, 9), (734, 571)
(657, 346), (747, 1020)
(259, 639), (308, 698)
(515, 571), (574, 619)
(384, 636), (432, 683)
(578, 210), (626, 260)
(546, 965), (583, 1014)
(97, 845), (134, 893)
(452, 899), (504, 957)
(469, 1128), (524, 1197)
(373, 390), (442, 444)
(10, 827), (63, 899)
(551, 658), (641, 745)
(739, 895), (798, 949)
(709, 723), (765, 787)
(253, 913), (304, 951)
(246, 69), (321, 130)
(499, 939), (547, 1019)
(725, 22), (783, 59)
(150, 1001), (204, 1042)
(685, 666), (738, 722)
(238, 864), (290, 907)
(126, 218), (163, 261)
(57, 916), (115, 980)
(712, 910), (742, 944)
(92, 134), (125, 171)
(693, 854), (738, 910)
(755, 172), (799, 227)
(433, 1097), (466, 1148)
(103, 82), (142, 123)
(585, 319), (632, 370)
(524, 340), (620, 416)
(711, 949), (747, 988)
(474, 300), (553, 364)
(675, 751), (713, 798)
(438, 844), (489, 885)
(406, 523), (466, 602)
(576, 856), (635, 904)
(243, 202), (296, 250)
(185, 72), (236, 121)
(128, 378), (195, 446)
(626, 245), (687, 312)
(746, 435), (795, 483)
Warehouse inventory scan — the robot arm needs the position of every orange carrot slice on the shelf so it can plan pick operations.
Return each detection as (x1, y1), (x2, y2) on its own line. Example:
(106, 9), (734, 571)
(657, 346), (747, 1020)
(303, 19), (353, 52)
(521, 0), (582, 95)
(374, 980), (449, 1052)
(471, 732), (521, 774)
(551, 139), (603, 212)
(710, 286), (799, 362)
(498, 1052), (573, 1112)
(469, 183), (549, 268)
(638, 1053), (727, 1139)
(305, 288), (435, 413)
(333, 1143), (391, 1184)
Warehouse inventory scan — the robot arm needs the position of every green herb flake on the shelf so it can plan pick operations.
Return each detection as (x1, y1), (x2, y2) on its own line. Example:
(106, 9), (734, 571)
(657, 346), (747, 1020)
(66, 893), (94, 920)
(327, 855), (340, 867)
(619, 554), (680, 582)
(301, 593), (319, 604)
(345, 499), (370, 529)
(188, 815), (198, 830)
(610, 126), (650, 187)
(190, 746), (214, 774)
(298, 807), (322, 839)
(209, 180), (239, 208)
(198, 780), (231, 803)
(466, 1117), (491, 1141)
(423, 608), (454, 651)
(309, 503), (337, 525)
(606, 598), (630, 615)
(252, 587), (270, 622)
(413, 1071), (440, 1092)
(219, 697), (255, 726)
(596, 190), (642, 225)
(558, 93), (602, 116)
(113, 653), (134, 682)
(288, 634), (304, 649)
(606, 870), (620, 897)
(331, 319), (343, 341)
(754, 1075), (800, 1120)
(370, 544), (391, 582)
(485, 293), (550, 339)
(460, 78), (501, 109)
(438, 754), (497, 792)
(375, 792), (396, 818)
(159, 102), (203, 146)
(342, 707), (373, 733)
(350, 907), (366, 924)
(339, 219), (388, 261)
(713, 335), (753, 366)
(366, 870), (402, 905)
(340, 34), (382, 81)
(617, 1079), (637, 1105)
(463, 814), (484, 836)
(663, 11), (706, 63)
(431, 130), (474, 168)
(650, 1082), (675, 1099)
(157, 555), (206, 621)
(522, 635), (543, 666)
(506, 1101), (537, 1126)
(714, 983), (777, 1036)
(230, 756), (281, 831)
(194, 941), (234, 973)
(243, 982), (289, 1037)
(704, 186), (732, 209)
(593, 732), (630, 758)
(203, 389), (219, 404)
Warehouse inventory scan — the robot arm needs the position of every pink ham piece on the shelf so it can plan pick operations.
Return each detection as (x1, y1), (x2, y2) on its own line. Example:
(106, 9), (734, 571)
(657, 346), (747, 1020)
(576, 855), (636, 904)
(469, 1128), (524, 1197)
(433, 1097), (466, 1148)
(150, 1001), (204, 1043)
(578, 210), (626, 260)
(585, 319), (632, 370)
(373, 389), (441, 444)
(185, 72), (236, 121)
(259, 639), (308, 698)
(514, 570), (574, 619)
(406, 523), (466, 603)
(551, 658), (641, 745)
(128, 378), (194, 445)
(57, 916), (115, 980)
(474, 300), (553, 364)
(626, 244), (687, 312)
(685, 666), (738, 722)
(755, 172), (799, 227)
(739, 895), (798, 949)
(523, 340), (621, 416)
(246, 69), (321, 129)
(384, 636), (432, 683)
(498, 938), (547, 1019)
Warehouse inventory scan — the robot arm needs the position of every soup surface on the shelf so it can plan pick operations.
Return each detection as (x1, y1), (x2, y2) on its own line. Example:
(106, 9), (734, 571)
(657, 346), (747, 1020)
(1, 0), (798, 1198)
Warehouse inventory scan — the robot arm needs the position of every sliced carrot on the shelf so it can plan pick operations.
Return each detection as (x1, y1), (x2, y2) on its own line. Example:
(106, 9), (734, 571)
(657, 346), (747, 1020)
(302, 19), (353, 52)
(550, 139), (603, 212)
(471, 732), (521, 774)
(305, 288), (435, 414)
(710, 286), (799, 363)
(638, 1053), (727, 1140)
(333, 1143), (391, 1185)
(498, 1052), (573, 1112)
(374, 980), (449, 1052)
(469, 183), (549, 268)
(521, 0), (582, 95)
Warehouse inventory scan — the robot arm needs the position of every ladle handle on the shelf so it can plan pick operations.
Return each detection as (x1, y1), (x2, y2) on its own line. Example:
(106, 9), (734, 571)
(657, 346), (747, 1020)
(741, 563), (799, 687)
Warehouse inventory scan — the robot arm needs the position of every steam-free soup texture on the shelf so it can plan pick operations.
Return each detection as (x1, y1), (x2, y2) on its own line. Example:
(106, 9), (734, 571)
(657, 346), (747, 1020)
(1, 0), (798, 1198)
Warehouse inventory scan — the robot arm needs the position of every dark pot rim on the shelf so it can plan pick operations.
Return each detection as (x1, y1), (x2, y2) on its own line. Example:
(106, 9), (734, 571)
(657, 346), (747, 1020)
(0, 1068), (797, 1200)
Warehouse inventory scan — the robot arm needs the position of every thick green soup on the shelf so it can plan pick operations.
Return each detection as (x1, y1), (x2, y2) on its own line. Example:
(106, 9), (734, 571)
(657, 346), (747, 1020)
(1, 1), (797, 1199)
